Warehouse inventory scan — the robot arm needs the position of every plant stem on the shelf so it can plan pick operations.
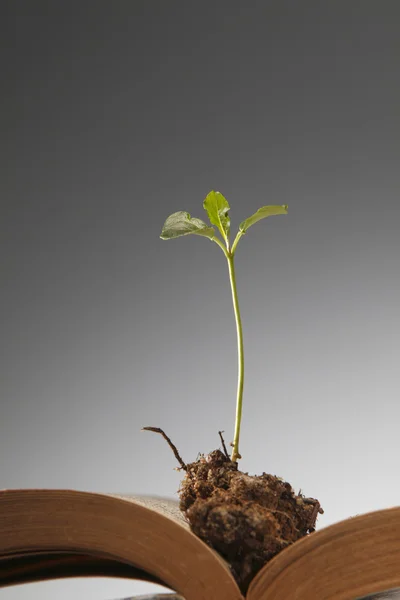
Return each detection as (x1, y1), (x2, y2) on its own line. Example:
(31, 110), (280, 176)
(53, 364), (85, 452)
(230, 230), (244, 255)
(212, 235), (229, 257)
(227, 252), (244, 463)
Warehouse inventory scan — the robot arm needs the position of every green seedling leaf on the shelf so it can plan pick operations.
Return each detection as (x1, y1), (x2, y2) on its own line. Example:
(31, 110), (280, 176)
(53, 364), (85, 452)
(160, 211), (216, 241)
(203, 190), (231, 241)
(239, 204), (288, 234)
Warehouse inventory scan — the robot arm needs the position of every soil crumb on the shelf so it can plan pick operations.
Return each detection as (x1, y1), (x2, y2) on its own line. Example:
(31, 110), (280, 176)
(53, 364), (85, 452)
(179, 449), (323, 594)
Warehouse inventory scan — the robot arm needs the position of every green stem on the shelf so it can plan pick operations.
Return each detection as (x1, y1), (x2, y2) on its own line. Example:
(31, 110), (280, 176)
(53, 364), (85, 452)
(227, 252), (244, 463)
(230, 230), (244, 255)
(212, 235), (229, 257)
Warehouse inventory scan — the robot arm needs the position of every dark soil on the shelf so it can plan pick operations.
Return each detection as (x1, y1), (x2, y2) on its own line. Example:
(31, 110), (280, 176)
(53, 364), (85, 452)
(178, 449), (323, 595)
(143, 427), (323, 595)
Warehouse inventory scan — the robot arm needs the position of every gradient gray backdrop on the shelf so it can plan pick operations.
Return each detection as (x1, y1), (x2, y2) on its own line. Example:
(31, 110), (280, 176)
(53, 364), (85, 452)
(1, 2), (400, 599)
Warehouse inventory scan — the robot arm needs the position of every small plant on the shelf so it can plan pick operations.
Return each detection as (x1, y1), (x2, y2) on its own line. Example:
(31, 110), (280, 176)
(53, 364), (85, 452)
(160, 190), (288, 463)
(144, 190), (322, 593)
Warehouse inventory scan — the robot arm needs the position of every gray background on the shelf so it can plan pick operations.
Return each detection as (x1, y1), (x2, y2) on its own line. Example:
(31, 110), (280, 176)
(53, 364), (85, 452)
(1, 1), (400, 598)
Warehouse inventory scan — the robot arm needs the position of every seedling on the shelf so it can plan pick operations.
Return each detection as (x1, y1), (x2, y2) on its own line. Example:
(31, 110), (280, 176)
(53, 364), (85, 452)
(160, 190), (288, 463)
(144, 191), (322, 593)
(143, 191), (323, 595)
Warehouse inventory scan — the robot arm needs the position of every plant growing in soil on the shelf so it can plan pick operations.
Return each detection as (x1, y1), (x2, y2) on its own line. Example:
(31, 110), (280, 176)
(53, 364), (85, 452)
(144, 191), (323, 593)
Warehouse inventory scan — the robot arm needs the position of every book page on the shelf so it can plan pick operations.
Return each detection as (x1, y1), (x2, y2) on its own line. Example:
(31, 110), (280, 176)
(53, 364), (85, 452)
(248, 507), (400, 600)
(0, 489), (243, 600)
(109, 495), (188, 528)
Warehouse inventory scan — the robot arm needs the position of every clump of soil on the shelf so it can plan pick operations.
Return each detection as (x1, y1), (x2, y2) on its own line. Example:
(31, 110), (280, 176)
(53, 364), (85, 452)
(179, 449), (323, 594)
(143, 428), (323, 595)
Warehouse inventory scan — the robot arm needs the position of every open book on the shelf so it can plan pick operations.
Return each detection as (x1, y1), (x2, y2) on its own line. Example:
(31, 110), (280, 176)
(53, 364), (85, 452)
(1, 489), (400, 600)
